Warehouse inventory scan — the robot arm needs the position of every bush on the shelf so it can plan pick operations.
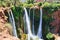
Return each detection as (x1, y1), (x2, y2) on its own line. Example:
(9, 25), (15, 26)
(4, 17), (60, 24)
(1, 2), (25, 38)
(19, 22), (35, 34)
(46, 32), (53, 40)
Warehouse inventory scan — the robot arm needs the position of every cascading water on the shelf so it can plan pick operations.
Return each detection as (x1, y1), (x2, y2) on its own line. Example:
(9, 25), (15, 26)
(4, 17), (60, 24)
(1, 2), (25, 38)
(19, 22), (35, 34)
(37, 8), (43, 38)
(24, 7), (43, 40)
(8, 10), (17, 37)
(24, 8), (34, 40)
(32, 9), (35, 35)
(23, 14), (28, 34)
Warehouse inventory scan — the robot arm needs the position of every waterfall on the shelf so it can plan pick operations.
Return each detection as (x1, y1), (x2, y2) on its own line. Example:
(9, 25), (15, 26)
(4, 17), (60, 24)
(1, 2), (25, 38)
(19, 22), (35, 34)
(23, 14), (28, 34)
(8, 10), (17, 37)
(32, 9), (35, 35)
(37, 8), (43, 38)
(24, 7), (43, 40)
(24, 8), (34, 40)
(29, 8), (35, 35)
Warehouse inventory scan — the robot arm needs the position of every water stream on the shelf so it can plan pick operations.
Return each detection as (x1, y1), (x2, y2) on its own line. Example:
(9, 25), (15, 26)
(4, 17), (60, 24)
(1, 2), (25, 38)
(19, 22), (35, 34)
(8, 10), (17, 37)
(24, 8), (34, 40)
(32, 9), (35, 35)
(37, 8), (43, 38)
(24, 7), (43, 40)
(7, 7), (43, 40)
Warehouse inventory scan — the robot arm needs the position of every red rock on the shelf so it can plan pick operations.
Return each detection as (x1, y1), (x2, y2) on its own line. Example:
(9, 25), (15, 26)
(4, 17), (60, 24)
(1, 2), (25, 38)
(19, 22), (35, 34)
(0, 7), (20, 40)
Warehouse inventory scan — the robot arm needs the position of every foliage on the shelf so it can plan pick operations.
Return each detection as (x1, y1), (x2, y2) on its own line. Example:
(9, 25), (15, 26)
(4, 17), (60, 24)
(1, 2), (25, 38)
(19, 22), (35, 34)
(42, 2), (60, 40)
(23, 2), (60, 8)
(26, 0), (34, 4)
(23, 3), (33, 8)
(42, 2), (60, 9)
(0, 0), (60, 39)
(42, 2), (51, 7)
(46, 32), (53, 40)
(11, 6), (24, 38)
(0, 0), (22, 7)
(38, 2), (42, 6)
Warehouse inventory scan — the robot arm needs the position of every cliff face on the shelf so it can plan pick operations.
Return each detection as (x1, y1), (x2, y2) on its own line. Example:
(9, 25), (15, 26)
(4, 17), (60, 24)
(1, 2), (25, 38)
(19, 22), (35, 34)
(0, 7), (19, 40)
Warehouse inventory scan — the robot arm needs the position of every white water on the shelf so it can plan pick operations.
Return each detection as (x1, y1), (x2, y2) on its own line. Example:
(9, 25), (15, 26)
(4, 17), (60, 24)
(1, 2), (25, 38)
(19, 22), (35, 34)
(32, 9), (35, 35)
(8, 10), (17, 37)
(24, 8), (34, 40)
(37, 8), (43, 38)
(24, 7), (43, 40)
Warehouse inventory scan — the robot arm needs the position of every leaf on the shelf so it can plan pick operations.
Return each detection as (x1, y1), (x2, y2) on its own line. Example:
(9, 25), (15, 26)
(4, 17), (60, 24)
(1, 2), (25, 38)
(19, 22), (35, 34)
(46, 32), (53, 39)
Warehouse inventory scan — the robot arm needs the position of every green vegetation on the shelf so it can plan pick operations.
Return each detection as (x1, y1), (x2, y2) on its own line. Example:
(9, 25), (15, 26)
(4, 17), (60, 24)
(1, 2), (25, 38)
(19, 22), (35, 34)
(0, 0), (60, 40)
(46, 32), (53, 40)
(11, 2), (60, 40)
(26, 0), (34, 4)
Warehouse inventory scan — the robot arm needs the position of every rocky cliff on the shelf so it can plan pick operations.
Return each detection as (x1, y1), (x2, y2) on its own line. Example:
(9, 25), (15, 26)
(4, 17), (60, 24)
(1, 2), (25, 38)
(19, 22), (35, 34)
(0, 7), (19, 40)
